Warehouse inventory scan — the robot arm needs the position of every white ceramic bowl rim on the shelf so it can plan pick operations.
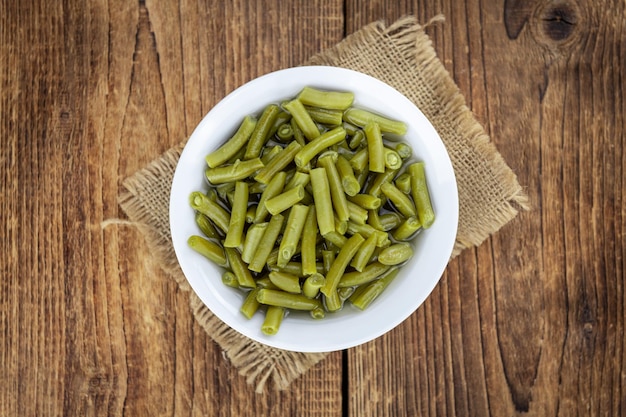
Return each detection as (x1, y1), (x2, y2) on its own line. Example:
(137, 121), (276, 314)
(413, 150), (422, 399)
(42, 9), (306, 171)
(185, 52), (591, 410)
(170, 66), (458, 352)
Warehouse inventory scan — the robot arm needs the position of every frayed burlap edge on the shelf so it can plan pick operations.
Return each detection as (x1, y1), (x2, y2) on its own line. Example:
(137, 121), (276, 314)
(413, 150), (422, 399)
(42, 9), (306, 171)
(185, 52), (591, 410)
(119, 145), (327, 393)
(118, 15), (529, 393)
(307, 15), (530, 257)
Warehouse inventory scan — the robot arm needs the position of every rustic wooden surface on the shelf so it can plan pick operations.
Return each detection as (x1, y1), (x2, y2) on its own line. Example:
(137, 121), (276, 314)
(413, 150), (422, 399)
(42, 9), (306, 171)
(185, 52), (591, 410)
(1, 0), (624, 415)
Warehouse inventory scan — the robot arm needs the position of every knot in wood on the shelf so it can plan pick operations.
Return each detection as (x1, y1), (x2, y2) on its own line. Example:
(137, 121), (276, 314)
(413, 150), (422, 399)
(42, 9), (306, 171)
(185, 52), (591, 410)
(540, 3), (578, 41)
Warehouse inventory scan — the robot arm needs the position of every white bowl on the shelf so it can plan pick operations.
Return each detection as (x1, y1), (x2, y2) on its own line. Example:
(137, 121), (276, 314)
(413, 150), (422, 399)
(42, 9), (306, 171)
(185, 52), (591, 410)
(170, 66), (458, 352)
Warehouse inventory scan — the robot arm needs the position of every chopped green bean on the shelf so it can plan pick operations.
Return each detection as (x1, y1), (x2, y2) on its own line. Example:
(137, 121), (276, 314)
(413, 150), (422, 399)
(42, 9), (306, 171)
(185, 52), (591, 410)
(300, 206), (319, 276)
(309, 167), (335, 236)
(276, 123), (294, 142)
(264, 184), (305, 215)
(187, 235), (227, 266)
(225, 247), (256, 288)
(338, 261), (391, 288)
(262, 306), (285, 335)
(317, 152), (350, 222)
(349, 147), (368, 172)
(324, 289), (343, 312)
(378, 243), (414, 265)
(408, 162), (435, 228)
(380, 182), (417, 218)
(222, 271), (239, 288)
(348, 129), (365, 149)
(261, 144), (283, 165)
(283, 99), (320, 140)
(392, 216), (422, 241)
(346, 222), (390, 247)
(324, 230), (347, 248)
(245, 204), (257, 223)
(195, 212), (220, 239)
(248, 214), (284, 272)
(366, 168), (399, 197)
(254, 141), (302, 184)
(395, 142), (412, 159)
(294, 126), (346, 168)
(303, 273), (326, 298)
(224, 181), (248, 248)
(322, 250), (335, 275)
(395, 172), (412, 194)
(364, 122), (385, 173)
(256, 289), (322, 310)
(245, 104), (281, 159)
(205, 115), (257, 168)
(241, 222), (268, 263)
(320, 233), (365, 298)
(383, 147), (403, 170)
(343, 108), (407, 135)
(205, 157), (264, 184)
(290, 118), (306, 146)
(346, 200), (369, 225)
(335, 155), (360, 196)
(297, 86), (354, 110)
(349, 267), (400, 310)
(240, 287), (262, 319)
(347, 194), (381, 210)
(189, 191), (230, 233)
(254, 171), (286, 223)
(350, 232), (378, 272)
(377, 212), (405, 232)
(305, 105), (344, 125)
(310, 306), (326, 319)
(269, 271), (301, 294)
(285, 171), (310, 191)
(277, 204), (309, 267)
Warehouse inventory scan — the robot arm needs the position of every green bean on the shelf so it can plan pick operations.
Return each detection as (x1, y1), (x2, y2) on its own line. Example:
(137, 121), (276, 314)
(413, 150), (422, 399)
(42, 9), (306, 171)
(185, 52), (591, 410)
(408, 162), (435, 228)
(334, 216), (348, 234)
(378, 212), (405, 232)
(380, 182), (417, 218)
(310, 306), (326, 319)
(395, 142), (412, 159)
(290, 117), (306, 146)
(364, 122), (385, 173)
(261, 144), (283, 165)
(343, 108), (407, 135)
(270, 261), (324, 277)
(222, 271), (239, 288)
(205, 157), (264, 184)
(342, 122), (359, 136)
(349, 267), (400, 310)
(346, 200), (368, 225)
(256, 289), (322, 310)
(395, 172), (412, 194)
(245, 204), (257, 223)
(338, 261), (391, 288)
(254, 276), (277, 289)
(303, 273), (325, 298)
(285, 171), (310, 191)
(225, 247), (256, 288)
(320, 233), (365, 297)
(245, 104), (281, 159)
(205, 115), (257, 168)
(365, 168), (398, 197)
(248, 214), (284, 272)
(254, 141), (302, 184)
(309, 167), (335, 236)
(367, 208), (385, 231)
(378, 243), (414, 265)
(392, 216), (422, 241)
(254, 171), (286, 223)
(347, 194), (381, 210)
(383, 147), (403, 170)
(324, 289), (343, 312)
(189, 191), (230, 233)
(269, 271), (301, 294)
(276, 122), (294, 142)
(324, 230), (347, 248)
(350, 232), (378, 272)
(269, 111), (292, 137)
(334, 155), (360, 196)
(305, 105), (344, 126)
(261, 306), (285, 335)
(317, 152), (350, 222)
(346, 222), (390, 247)
(297, 86), (354, 110)
(264, 184), (305, 215)
(224, 181), (248, 248)
(283, 99), (320, 140)
(300, 205), (319, 276)
(349, 147), (368, 172)
(240, 287), (262, 319)
(294, 126), (346, 168)
(241, 222), (268, 263)
(322, 250), (335, 275)
(355, 165), (370, 190)
(195, 212), (220, 239)
(348, 129), (365, 149)
(187, 235), (227, 266)
(277, 204), (309, 267)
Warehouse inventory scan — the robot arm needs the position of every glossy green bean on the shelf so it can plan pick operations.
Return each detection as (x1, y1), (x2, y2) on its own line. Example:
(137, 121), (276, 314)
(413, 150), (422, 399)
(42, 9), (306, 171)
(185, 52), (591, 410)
(380, 182), (417, 218)
(285, 171), (310, 191)
(336, 155), (361, 196)
(256, 289), (322, 310)
(349, 267), (400, 310)
(408, 162), (435, 228)
(383, 147), (403, 170)
(346, 200), (369, 225)
(194, 212), (220, 239)
(343, 108), (407, 135)
(347, 194), (381, 210)
(294, 126), (346, 168)
(268, 271), (301, 294)
(378, 212), (405, 232)
(187, 235), (227, 266)
(240, 287), (262, 319)
(309, 167), (335, 236)
(248, 214), (285, 272)
(264, 184), (305, 215)
(346, 222), (390, 247)
(366, 168), (399, 197)
(349, 232), (378, 272)
(297, 86), (354, 110)
(324, 230), (347, 248)
(205, 115), (257, 168)
(349, 147), (368, 172)
(320, 233), (365, 297)
(302, 273), (325, 298)
(300, 205), (319, 276)
(189, 191), (230, 233)
(204, 157), (264, 184)
(378, 243), (414, 265)
(244, 104), (281, 159)
(395, 142), (412, 159)
(348, 129), (365, 149)
(338, 261), (391, 288)
(395, 172), (412, 194)
(392, 216), (422, 241)
(317, 152), (350, 222)
(310, 306), (326, 319)
(283, 99), (320, 140)
(241, 222), (268, 263)
(254, 171), (286, 223)
(224, 181), (248, 248)
(222, 271), (239, 288)
(225, 247), (256, 288)
(276, 123), (294, 142)
(364, 122), (385, 173)
(322, 250), (335, 275)
(261, 144), (283, 165)
(277, 204), (309, 267)
(290, 117), (306, 146)
(254, 140), (302, 184)
(324, 289), (343, 312)
(261, 306), (285, 335)
(305, 105), (343, 125)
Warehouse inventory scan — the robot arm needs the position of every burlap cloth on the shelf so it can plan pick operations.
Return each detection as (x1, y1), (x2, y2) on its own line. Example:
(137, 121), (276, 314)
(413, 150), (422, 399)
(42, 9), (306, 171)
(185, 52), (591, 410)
(118, 16), (529, 392)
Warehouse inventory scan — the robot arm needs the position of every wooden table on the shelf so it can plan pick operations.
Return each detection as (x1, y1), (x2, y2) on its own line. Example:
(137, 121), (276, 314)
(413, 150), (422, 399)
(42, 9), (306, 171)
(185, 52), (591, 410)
(2, 1), (624, 415)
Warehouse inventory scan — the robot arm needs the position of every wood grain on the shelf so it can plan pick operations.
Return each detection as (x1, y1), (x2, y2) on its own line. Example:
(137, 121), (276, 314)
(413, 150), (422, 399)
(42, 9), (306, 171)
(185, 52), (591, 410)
(1, 0), (624, 416)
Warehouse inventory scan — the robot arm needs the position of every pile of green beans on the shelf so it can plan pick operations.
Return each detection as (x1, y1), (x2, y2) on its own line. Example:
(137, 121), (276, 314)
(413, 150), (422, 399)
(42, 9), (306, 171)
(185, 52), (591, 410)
(188, 86), (435, 336)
